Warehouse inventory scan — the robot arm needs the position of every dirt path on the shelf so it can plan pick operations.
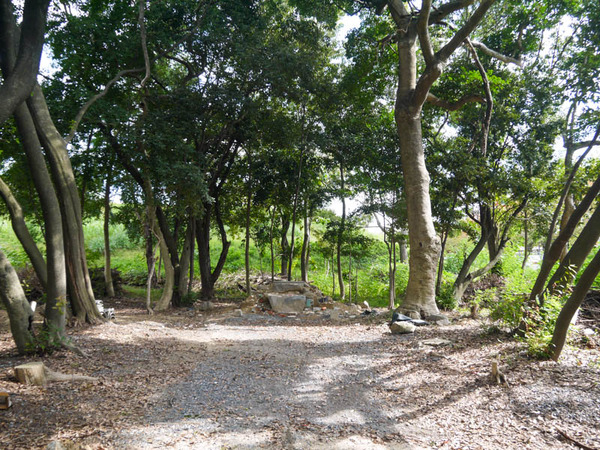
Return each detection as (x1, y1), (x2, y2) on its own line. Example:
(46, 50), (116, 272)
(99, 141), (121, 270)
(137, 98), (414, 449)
(1, 300), (599, 449)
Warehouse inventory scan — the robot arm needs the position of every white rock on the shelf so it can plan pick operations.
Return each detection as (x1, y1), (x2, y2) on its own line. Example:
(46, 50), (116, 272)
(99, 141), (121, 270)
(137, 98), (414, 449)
(389, 321), (416, 334)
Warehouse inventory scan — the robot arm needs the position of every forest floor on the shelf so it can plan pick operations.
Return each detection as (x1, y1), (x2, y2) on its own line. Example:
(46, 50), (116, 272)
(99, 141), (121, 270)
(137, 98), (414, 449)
(1, 295), (599, 450)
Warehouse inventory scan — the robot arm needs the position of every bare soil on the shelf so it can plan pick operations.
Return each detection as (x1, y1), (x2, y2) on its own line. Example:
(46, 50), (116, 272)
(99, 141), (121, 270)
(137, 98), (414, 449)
(1, 296), (599, 450)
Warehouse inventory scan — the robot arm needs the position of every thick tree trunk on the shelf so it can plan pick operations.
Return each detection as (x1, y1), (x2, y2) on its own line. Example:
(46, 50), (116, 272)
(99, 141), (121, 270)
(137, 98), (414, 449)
(27, 85), (101, 324)
(0, 177), (47, 287)
(0, 250), (35, 354)
(103, 163), (115, 298)
(396, 115), (440, 317)
(13, 103), (66, 336)
(551, 248), (600, 361)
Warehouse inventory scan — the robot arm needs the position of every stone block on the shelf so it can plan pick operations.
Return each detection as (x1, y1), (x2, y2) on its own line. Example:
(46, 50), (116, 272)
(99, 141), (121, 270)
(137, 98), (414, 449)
(268, 294), (307, 313)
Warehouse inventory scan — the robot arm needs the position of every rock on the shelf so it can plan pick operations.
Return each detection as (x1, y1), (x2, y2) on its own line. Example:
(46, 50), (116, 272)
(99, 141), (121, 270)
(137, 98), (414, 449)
(583, 328), (595, 337)
(234, 309), (243, 317)
(426, 314), (450, 325)
(46, 442), (66, 450)
(198, 301), (214, 311)
(362, 300), (371, 311)
(271, 281), (309, 293)
(268, 294), (307, 313)
(422, 338), (452, 347)
(389, 321), (416, 334)
(329, 310), (341, 320)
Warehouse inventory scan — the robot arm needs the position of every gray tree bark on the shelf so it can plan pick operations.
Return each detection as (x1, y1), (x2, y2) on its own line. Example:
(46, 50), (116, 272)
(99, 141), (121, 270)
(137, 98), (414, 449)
(0, 177), (47, 287)
(551, 248), (600, 361)
(27, 85), (101, 324)
(0, 249), (35, 354)
(382, 0), (495, 318)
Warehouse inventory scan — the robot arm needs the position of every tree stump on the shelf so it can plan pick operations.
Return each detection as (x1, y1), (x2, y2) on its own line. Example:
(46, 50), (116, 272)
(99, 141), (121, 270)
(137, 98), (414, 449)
(14, 362), (47, 386)
(14, 362), (97, 386)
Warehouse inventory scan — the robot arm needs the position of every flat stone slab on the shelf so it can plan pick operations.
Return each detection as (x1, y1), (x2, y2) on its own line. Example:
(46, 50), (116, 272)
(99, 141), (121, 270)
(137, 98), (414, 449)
(271, 281), (309, 293)
(268, 294), (307, 313)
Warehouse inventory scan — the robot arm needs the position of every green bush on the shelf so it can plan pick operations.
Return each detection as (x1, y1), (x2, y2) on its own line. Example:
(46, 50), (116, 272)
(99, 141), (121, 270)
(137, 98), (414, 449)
(436, 282), (457, 311)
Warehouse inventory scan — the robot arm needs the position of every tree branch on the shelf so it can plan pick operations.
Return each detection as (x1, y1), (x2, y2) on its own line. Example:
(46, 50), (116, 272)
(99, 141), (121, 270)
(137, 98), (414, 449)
(426, 92), (484, 110)
(429, 0), (475, 23)
(0, 0), (50, 125)
(436, 0), (496, 63)
(418, 0), (435, 66)
(470, 40), (523, 67)
(66, 68), (144, 144)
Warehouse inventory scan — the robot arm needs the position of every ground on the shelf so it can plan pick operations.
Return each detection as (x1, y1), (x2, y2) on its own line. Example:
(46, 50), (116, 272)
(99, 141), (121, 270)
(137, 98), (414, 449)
(1, 296), (599, 450)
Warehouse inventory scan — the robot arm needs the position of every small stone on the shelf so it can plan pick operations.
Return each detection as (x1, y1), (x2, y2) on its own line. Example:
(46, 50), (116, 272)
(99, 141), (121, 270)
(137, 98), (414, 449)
(329, 310), (341, 320)
(234, 309), (243, 317)
(47, 442), (66, 450)
(389, 321), (416, 334)
(426, 314), (450, 325)
(199, 301), (214, 311)
(583, 328), (595, 337)
(362, 300), (371, 311)
(422, 338), (452, 347)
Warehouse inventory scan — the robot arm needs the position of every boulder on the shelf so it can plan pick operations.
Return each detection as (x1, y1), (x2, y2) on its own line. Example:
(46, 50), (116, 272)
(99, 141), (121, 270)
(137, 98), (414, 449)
(268, 294), (307, 313)
(389, 321), (416, 334)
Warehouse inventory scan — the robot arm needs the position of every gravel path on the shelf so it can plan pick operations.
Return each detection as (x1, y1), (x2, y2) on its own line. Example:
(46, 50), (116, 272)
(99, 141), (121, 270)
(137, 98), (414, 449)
(2, 306), (599, 449)
(103, 314), (600, 449)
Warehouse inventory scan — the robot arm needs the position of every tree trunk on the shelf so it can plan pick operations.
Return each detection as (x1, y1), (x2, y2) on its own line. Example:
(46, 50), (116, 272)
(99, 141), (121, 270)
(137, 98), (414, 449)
(396, 114), (440, 317)
(0, 0), (50, 126)
(245, 178), (252, 295)
(547, 203), (600, 297)
(522, 209), (530, 271)
(196, 201), (231, 300)
(27, 85), (101, 324)
(300, 202), (311, 283)
(178, 219), (193, 299)
(153, 223), (174, 311)
(280, 215), (290, 277)
(551, 248), (600, 361)
(337, 163), (346, 300)
(188, 218), (195, 292)
(453, 230), (489, 302)
(196, 210), (213, 300)
(103, 161), (115, 298)
(530, 171), (600, 303)
(269, 207), (275, 283)
(13, 103), (66, 336)
(436, 228), (449, 297)
(0, 250), (35, 354)
(399, 236), (408, 263)
(0, 177), (47, 288)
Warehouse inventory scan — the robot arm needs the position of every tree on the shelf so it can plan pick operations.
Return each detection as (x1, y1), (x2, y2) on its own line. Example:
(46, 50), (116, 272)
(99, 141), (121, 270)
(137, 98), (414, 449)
(363, 0), (500, 318)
